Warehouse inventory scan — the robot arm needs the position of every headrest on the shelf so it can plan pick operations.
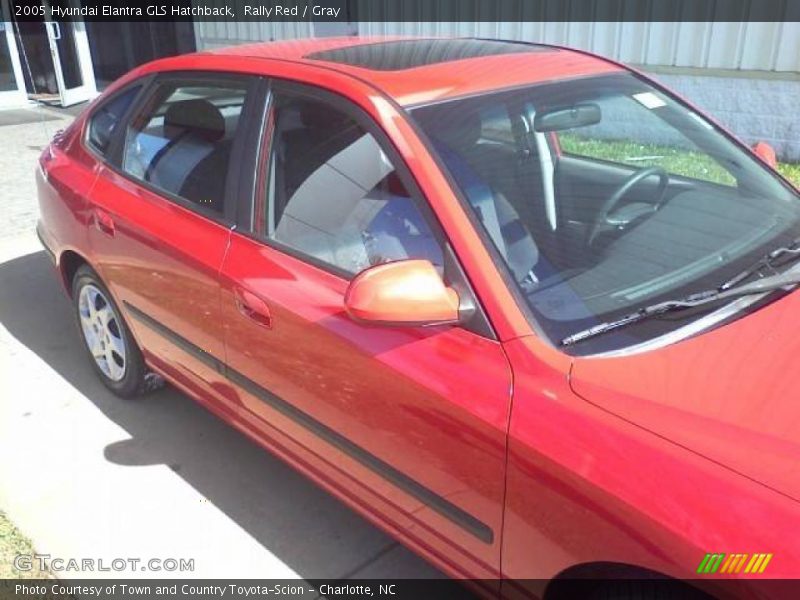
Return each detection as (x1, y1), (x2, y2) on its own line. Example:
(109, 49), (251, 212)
(163, 99), (225, 142)
(427, 108), (482, 151)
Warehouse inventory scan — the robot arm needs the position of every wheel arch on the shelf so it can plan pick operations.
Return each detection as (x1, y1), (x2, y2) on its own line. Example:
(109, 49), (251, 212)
(58, 249), (90, 296)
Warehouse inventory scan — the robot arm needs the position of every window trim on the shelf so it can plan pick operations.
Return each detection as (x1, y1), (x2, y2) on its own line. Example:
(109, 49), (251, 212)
(101, 71), (264, 228)
(242, 77), (496, 339)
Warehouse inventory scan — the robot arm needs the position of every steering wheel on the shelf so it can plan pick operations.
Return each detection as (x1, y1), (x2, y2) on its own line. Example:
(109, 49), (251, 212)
(587, 166), (669, 245)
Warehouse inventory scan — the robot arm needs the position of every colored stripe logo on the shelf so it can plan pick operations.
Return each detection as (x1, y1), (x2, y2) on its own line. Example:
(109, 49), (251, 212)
(697, 553), (772, 574)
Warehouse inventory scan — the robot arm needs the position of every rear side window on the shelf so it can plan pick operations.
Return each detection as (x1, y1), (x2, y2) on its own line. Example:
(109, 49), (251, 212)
(87, 86), (140, 156)
(264, 93), (443, 276)
(122, 81), (251, 216)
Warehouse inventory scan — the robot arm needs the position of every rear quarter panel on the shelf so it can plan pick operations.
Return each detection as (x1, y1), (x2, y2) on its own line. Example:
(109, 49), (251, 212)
(37, 120), (98, 289)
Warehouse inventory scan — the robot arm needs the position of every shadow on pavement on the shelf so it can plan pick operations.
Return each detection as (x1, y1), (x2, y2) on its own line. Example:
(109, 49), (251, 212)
(0, 250), (445, 581)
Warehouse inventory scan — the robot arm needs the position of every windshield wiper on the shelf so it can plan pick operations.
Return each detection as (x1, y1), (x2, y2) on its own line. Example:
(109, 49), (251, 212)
(561, 269), (800, 347)
(719, 236), (800, 290)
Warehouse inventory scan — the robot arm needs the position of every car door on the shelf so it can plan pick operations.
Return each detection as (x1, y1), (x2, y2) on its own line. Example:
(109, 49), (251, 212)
(218, 82), (513, 578)
(87, 72), (261, 411)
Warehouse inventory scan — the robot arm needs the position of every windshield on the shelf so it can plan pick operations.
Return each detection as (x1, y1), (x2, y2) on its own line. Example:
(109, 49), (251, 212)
(411, 72), (800, 354)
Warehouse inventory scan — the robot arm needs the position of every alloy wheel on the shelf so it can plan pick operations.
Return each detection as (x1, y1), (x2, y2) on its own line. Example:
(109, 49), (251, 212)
(77, 284), (127, 382)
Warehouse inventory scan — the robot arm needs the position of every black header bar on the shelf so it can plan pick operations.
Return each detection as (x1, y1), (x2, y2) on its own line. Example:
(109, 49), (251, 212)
(7, 0), (800, 23)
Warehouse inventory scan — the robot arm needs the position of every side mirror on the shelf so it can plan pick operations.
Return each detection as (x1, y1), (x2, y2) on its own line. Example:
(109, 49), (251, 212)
(344, 260), (460, 326)
(752, 141), (777, 168)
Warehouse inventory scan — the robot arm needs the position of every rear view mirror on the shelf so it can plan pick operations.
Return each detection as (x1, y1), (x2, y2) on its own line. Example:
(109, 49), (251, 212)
(534, 103), (601, 132)
(752, 141), (777, 169)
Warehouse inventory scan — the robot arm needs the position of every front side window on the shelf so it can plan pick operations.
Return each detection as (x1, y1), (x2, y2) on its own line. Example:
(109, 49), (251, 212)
(412, 72), (800, 354)
(263, 93), (443, 276)
(122, 80), (250, 215)
(87, 86), (140, 156)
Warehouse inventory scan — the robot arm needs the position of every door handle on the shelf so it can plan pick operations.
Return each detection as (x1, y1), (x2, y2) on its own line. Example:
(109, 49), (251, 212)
(94, 209), (115, 237)
(233, 287), (272, 329)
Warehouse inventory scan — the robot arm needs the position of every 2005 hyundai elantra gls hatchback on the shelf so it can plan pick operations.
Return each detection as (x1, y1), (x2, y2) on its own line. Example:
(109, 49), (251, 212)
(36, 38), (800, 597)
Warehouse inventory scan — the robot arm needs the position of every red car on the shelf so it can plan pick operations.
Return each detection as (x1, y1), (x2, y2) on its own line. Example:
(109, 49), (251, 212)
(36, 37), (800, 598)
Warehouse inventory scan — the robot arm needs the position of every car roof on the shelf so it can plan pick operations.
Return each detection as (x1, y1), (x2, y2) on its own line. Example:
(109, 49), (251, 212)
(205, 37), (624, 106)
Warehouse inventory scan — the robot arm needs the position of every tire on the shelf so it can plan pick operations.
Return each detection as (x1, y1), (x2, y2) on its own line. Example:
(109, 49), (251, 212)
(71, 264), (153, 398)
